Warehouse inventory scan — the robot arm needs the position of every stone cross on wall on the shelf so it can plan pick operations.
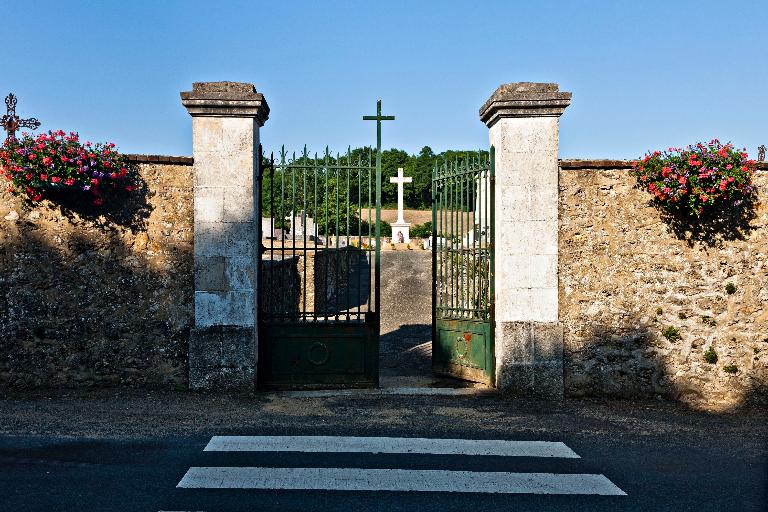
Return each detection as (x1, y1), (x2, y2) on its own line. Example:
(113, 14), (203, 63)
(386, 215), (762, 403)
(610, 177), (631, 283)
(389, 167), (412, 224)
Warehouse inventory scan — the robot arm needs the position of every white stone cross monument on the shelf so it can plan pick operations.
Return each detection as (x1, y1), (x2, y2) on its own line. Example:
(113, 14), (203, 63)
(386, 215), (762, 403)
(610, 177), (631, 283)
(389, 167), (412, 243)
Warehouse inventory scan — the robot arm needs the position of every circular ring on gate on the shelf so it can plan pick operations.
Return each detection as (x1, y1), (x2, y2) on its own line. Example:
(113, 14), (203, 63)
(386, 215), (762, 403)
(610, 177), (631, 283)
(308, 342), (330, 366)
(455, 333), (471, 359)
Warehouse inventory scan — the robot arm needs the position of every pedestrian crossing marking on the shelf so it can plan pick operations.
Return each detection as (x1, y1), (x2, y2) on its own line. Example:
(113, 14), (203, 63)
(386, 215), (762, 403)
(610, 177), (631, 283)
(204, 435), (580, 458)
(177, 467), (626, 495)
(175, 436), (626, 496)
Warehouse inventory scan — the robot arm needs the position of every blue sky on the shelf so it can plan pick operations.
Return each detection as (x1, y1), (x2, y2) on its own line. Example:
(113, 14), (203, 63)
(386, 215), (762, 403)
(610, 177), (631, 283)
(2, 1), (766, 158)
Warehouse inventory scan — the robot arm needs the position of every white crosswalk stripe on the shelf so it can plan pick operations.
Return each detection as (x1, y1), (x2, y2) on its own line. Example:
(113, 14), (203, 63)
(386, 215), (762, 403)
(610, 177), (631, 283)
(204, 435), (580, 458)
(178, 467), (625, 495)
(175, 435), (626, 496)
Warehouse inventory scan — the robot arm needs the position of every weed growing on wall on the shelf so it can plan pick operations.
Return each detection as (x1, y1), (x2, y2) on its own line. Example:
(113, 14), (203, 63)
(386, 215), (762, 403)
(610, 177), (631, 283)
(662, 326), (681, 342)
(704, 347), (718, 364)
(0, 130), (134, 206)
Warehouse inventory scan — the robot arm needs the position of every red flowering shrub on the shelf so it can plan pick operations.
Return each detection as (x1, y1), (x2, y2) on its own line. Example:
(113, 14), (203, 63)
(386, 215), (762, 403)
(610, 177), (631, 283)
(0, 130), (133, 205)
(631, 140), (756, 217)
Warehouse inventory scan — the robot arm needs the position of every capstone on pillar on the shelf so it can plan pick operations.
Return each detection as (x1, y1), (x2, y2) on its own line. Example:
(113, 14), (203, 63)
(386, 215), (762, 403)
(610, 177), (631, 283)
(479, 82), (571, 398)
(180, 81), (269, 390)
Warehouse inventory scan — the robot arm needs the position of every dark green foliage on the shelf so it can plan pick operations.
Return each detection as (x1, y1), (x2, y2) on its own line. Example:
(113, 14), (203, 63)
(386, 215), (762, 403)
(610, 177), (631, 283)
(380, 220), (392, 237)
(410, 221), (432, 239)
(701, 315), (717, 326)
(725, 282), (737, 294)
(722, 364), (738, 374)
(655, 307), (663, 315)
(662, 326), (681, 342)
(704, 347), (718, 364)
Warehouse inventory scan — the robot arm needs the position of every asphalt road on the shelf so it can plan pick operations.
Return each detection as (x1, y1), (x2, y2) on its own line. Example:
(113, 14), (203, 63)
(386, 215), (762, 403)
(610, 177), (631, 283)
(0, 391), (766, 511)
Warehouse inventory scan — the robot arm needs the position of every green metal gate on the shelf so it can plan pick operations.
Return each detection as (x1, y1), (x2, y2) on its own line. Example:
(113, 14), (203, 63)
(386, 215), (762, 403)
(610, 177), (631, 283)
(431, 148), (495, 385)
(257, 102), (392, 389)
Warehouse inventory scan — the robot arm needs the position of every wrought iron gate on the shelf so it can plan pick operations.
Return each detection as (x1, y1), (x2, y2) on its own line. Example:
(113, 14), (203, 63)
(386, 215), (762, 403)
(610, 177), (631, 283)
(257, 103), (390, 389)
(431, 148), (495, 385)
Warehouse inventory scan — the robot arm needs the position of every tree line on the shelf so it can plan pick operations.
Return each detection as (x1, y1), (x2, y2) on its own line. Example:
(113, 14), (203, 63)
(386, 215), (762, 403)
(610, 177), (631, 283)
(261, 146), (489, 216)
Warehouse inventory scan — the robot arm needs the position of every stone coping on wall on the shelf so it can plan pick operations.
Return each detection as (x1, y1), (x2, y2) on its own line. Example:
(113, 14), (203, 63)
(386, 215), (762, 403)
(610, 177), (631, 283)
(124, 154), (194, 165)
(560, 159), (768, 171)
(119, 155), (767, 171)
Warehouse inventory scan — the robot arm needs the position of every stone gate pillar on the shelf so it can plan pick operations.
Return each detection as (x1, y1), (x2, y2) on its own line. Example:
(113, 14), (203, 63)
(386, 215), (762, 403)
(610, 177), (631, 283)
(479, 82), (571, 398)
(180, 82), (269, 390)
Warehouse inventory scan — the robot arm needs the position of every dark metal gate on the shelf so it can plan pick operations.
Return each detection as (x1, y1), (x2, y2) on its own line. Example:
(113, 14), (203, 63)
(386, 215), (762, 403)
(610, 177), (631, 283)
(257, 102), (391, 389)
(431, 148), (495, 385)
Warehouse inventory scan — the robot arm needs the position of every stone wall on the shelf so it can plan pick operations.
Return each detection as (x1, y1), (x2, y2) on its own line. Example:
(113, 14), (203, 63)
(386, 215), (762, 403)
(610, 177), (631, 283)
(559, 160), (768, 409)
(0, 156), (194, 388)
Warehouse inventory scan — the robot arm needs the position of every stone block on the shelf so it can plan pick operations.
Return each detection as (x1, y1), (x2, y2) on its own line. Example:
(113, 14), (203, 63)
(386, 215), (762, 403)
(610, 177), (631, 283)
(497, 220), (558, 255)
(194, 186), (224, 222)
(220, 326), (257, 366)
(194, 222), (226, 258)
(192, 117), (224, 153)
(225, 255), (255, 291)
(495, 287), (558, 323)
(224, 222), (256, 259)
(223, 186), (255, 222)
(496, 254), (557, 289)
(189, 326), (255, 366)
(221, 117), (257, 153)
(496, 321), (534, 363)
(189, 326), (256, 391)
(531, 322), (564, 362)
(495, 321), (564, 398)
(189, 365), (255, 391)
(489, 117), (559, 153)
(496, 363), (535, 395)
(195, 291), (255, 328)
(195, 255), (227, 292)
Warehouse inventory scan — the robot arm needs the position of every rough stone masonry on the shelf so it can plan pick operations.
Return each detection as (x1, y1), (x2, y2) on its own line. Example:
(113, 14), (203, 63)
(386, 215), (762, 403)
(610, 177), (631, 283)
(0, 157), (193, 388)
(559, 160), (768, 410)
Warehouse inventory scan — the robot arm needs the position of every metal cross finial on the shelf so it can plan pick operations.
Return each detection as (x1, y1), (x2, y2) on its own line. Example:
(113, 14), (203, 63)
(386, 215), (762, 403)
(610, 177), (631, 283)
(2, 93), (41, 142)
(758, 145), (766, 162)
(363, 100), (395, 315)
